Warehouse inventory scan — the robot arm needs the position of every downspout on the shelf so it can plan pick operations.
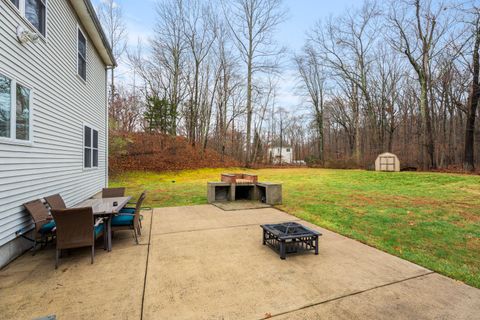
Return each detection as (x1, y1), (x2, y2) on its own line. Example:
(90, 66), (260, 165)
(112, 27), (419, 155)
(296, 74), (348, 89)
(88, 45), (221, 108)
(105, 67), (110, 187)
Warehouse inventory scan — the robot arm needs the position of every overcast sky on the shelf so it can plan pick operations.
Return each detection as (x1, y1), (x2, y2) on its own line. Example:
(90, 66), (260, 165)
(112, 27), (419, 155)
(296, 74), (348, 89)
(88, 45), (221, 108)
(93, 0), (362, 110)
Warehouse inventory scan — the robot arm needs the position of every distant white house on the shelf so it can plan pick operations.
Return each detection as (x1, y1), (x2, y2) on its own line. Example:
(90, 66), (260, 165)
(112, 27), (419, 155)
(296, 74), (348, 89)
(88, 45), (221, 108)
(269, 147), (293, 164)
(0, 0), (115, 267)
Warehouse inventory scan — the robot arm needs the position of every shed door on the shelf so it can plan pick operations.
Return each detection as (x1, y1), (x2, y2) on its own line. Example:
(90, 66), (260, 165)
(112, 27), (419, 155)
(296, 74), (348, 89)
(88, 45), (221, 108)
(379, 156), (395, 171)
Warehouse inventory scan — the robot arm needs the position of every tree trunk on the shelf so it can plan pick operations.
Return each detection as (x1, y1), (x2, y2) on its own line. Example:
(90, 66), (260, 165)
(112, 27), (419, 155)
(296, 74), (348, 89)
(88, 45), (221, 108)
(464, 21), (480, 172)
(245, 51), (253, 167)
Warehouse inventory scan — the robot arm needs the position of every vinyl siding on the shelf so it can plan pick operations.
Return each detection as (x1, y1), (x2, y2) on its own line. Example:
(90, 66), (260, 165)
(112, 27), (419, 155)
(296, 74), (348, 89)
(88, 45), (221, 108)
(0, 0), (108, 248)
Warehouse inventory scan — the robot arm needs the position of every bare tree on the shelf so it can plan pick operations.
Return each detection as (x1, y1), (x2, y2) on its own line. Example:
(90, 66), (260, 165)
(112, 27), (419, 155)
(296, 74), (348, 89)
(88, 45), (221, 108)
(463, 6), (480, 171)
(150, 0), (188, 135)
(388, 0), (452, 169)
(98, 0), (127, 105)
(310, 1), (380, 163)
(223, 0), (286, 166)
(182, 0), (217, 145)
(295, 45), (326, 164)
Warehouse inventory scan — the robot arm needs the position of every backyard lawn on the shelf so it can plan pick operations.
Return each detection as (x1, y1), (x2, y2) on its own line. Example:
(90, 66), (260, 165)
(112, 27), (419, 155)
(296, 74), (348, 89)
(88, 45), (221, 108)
(110, 168), (480, 288)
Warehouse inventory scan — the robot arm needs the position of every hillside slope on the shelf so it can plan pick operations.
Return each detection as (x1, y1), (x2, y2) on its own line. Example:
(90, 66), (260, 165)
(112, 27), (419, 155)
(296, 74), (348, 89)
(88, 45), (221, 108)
(109, 132), (240, 173)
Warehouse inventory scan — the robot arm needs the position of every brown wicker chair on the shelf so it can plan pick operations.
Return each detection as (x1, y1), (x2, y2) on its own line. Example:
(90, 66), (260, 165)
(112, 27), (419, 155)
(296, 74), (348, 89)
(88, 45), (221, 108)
(102, 187), (125, 198)
(111, 191), (146, 243)
(44, 194), (67, 210)
(51, 207), (104, 269)
(119, 191), (147, 231)
(23, 199), (56, 252)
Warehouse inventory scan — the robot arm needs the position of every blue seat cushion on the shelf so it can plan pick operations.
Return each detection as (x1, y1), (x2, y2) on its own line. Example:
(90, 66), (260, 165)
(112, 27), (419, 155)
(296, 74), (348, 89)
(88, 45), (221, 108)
(119, 208), (135, 214)
(39, 220), (56, 234)
(94, 224), (104, 238)
(111, 215), (134, 226)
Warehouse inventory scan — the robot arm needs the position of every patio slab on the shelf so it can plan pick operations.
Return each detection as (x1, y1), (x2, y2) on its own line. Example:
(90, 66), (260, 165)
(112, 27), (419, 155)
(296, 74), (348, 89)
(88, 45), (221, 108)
(274, 273), (480, 320)
(143, 205), (480, 319)
(0, 210), (152, 320)
(1, 205), (479, 319)
(150, 204), (299, 235)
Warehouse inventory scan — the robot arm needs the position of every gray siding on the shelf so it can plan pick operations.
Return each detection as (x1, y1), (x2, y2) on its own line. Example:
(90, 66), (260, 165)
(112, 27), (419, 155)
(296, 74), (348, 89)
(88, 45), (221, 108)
(0, 0), (108, 251)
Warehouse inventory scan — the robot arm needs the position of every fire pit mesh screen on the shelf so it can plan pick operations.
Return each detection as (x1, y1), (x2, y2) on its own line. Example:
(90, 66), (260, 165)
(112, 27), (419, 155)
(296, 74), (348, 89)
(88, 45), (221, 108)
(270, 223), (311, 236)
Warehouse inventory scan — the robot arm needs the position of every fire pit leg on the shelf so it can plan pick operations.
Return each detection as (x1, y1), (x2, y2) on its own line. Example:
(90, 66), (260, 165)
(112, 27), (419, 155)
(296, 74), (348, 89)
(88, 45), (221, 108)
(315, 236), (319, 255)
(280, 240), (286, 260)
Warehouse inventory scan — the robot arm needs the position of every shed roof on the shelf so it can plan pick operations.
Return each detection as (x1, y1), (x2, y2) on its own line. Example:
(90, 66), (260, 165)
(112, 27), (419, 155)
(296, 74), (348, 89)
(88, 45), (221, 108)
(69, 0), (116, 67)
(377, 152), (398, 157)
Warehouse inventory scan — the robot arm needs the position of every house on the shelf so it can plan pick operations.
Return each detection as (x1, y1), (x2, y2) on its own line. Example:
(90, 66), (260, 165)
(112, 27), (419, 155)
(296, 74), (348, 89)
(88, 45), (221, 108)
(269, 147), (293, 164)
(0, 0), (115, 267)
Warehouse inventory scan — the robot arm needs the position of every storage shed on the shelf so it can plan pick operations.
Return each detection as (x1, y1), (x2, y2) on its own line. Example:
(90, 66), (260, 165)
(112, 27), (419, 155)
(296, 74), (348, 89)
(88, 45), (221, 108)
(375, 152), (400, 172)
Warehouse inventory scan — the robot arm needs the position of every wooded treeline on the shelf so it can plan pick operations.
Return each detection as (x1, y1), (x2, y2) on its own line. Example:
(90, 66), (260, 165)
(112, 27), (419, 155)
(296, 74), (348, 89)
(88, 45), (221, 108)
(99, 0), (480, 171)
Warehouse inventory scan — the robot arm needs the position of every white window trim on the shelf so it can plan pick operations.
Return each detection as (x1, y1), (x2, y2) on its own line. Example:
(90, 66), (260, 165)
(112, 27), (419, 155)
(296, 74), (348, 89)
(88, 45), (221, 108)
(77, 25), (87, 83)
(83, 122), (99, 170)
(0, 71), (34, 146)
(5, 0), (48, 40)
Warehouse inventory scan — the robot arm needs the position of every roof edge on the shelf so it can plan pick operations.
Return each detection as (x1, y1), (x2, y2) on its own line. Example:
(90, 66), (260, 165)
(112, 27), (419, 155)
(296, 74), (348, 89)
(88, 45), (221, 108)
(70, 0), (117, 67)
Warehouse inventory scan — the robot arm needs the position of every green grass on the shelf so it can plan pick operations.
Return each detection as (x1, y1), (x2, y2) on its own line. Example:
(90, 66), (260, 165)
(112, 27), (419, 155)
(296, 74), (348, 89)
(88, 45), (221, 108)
(110, 168), (480, 288)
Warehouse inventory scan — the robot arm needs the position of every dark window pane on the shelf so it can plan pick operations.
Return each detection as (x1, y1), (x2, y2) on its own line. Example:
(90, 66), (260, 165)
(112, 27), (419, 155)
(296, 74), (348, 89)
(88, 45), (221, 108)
(16, 84), (30, 140)
(93, 149), (98, 167)
(0, 75), (11, 138)
(10, 0), (19, 8)
(78, 30), (87, 80)
(84, 148), (91, 168)
(78, 30), (86, 57)
(25, 0), (46, 35)
(78, 55), (86, 80)
(93, 130), (98, 148)
(84, 126), (91, 147)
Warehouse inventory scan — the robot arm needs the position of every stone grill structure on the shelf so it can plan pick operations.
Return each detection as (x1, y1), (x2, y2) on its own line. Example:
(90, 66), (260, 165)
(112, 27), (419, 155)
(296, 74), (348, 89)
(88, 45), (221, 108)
(207, 173), (282, 205)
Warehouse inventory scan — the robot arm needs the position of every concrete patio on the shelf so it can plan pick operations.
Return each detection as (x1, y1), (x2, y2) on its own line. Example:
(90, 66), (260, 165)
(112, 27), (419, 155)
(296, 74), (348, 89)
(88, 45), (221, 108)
(1, 205), (479, 319)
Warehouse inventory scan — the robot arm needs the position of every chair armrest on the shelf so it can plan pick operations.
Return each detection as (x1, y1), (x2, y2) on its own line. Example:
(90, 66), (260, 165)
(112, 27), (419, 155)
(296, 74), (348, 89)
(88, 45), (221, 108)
(117, 213), (135, 217)
(94, 218), (104, 227)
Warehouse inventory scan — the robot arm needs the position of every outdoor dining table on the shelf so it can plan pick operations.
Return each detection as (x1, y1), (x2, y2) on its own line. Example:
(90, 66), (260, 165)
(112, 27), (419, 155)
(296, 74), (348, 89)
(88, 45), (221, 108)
(75, 196), (131, 252)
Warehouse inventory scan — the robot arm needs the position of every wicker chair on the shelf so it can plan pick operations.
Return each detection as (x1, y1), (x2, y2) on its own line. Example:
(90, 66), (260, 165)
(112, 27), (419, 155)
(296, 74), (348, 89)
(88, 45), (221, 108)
(23, 199), (56, 252)
(112, 191), (146, 243)
(44, 194), (67, 210)
(102, 187), (125, 198)
(51, 207), (104, 269)
(119, 191), (146, 231)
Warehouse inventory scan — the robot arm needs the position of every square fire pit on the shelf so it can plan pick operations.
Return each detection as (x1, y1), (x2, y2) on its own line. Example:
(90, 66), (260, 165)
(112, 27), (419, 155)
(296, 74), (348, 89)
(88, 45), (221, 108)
(261, 222), (321, 259)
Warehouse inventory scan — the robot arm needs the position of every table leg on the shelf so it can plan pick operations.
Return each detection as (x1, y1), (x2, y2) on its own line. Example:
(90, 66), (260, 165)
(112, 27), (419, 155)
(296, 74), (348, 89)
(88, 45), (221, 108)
(280, 240), (286, 260)
(103, 223), (107, 250)
(108, 216), (112, 252)
(262, 230), (266, 245)
(315, 236), (319, 255)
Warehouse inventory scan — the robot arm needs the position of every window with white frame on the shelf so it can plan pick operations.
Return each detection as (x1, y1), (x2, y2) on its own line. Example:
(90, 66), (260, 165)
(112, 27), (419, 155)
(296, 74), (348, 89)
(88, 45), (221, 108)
(84, 125), (98, 168)
(10, 0), (46, 36)
(77, 28), (87, 81)
(0, 74), (32, 142)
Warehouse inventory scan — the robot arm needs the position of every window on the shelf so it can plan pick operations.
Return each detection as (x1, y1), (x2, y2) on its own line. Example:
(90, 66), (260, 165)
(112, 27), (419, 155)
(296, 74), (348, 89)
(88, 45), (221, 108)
(9, 0), (46, 36)
(84, 125), (98, 168)
(0, 76), (12, 138)
(25, 0), (46, 36)
(16, 83), (31, 140)
(77, 28), (87, 81)
(0, 74), (32, 142)
(286, 148), (291, 152)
